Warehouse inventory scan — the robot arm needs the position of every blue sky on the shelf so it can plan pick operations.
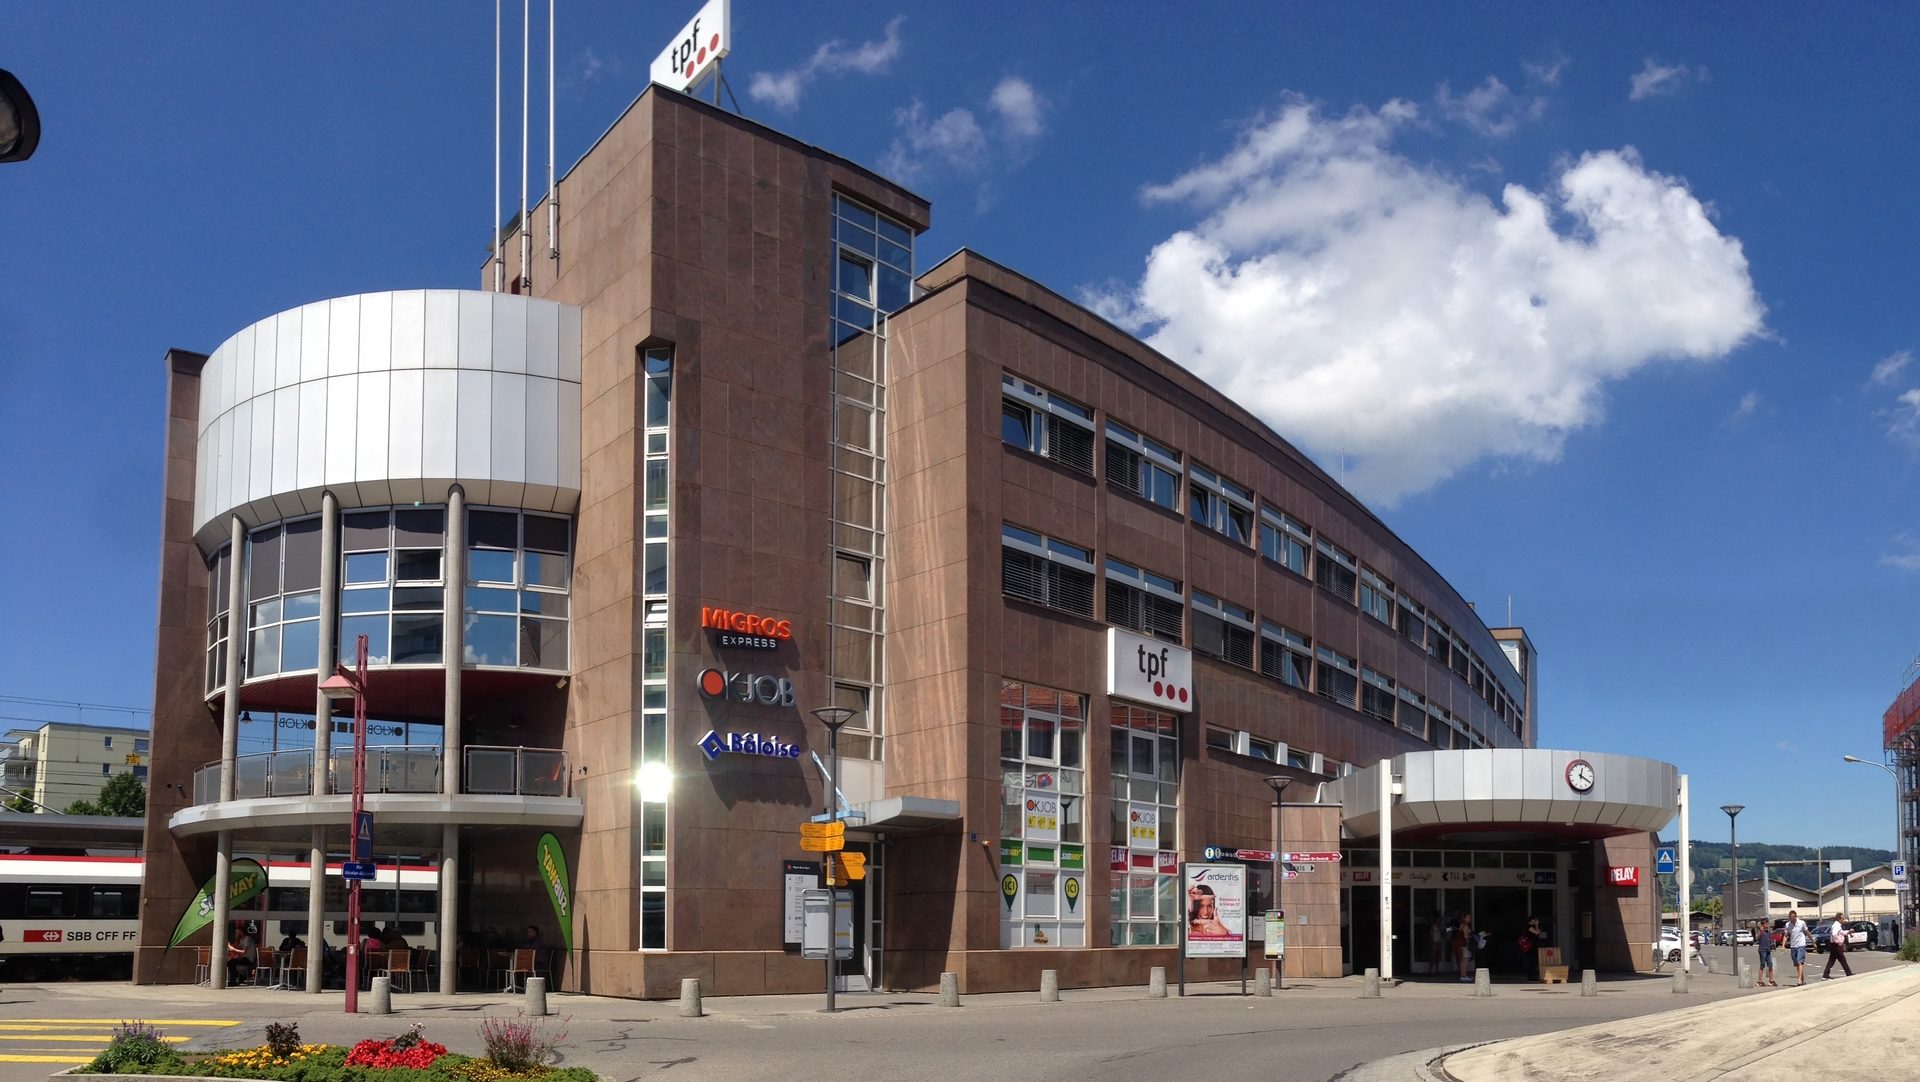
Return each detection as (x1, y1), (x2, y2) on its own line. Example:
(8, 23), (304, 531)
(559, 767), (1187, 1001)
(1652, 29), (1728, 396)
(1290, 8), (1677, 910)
(4, 3), (1917, 851)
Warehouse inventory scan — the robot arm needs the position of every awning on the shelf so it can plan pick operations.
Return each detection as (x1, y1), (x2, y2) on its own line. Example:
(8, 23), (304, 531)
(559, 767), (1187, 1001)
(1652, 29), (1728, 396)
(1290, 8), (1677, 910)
(849, 796), (960, 835)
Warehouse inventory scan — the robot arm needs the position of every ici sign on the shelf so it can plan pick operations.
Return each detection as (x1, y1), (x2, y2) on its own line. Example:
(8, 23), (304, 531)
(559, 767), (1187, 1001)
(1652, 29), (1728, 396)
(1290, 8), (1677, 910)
(1105, 627), (1193, 713)
(698, 667), (795, 707)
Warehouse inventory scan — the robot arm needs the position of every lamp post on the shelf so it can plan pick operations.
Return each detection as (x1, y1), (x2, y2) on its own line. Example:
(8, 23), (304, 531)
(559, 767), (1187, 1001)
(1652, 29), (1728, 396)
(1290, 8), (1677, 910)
(809, 705), (856, 1014)
(0, 69), (42, 164)
(319, 635), (370, 1014)
(1721, 804), (1743, 976)
(1263, 776), (1291, 990)
(1842, 755), (1902, 926)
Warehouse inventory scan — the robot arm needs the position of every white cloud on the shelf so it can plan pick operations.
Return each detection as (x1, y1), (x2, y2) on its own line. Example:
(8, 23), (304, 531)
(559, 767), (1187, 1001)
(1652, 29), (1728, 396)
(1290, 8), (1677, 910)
(1882, 534), (1920, 571)
(1630, 59), (1694, 101)
(883, 78), (1046, 187)
(1524, 56), (1569, 87)
(1870, 349), (1913, 387)
(1093, 96), (1766, 504)
(747, 16), (904, 111)
(1436, 76), (1545, 138)
(1728, 390), (1763, 422)
(1888, 388), (1920, 447)
(990, 77), (1045, 140)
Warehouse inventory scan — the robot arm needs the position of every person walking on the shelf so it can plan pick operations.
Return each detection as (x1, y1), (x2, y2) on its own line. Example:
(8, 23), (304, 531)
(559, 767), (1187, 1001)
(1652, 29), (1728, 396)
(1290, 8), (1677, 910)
(1428, 913), (1447, 976)
(1518, 917), (1541, 982)
(1783, 909), (1811, 986)
(1822, 915), (1854, 979)
(1753, 920), (1777, 987)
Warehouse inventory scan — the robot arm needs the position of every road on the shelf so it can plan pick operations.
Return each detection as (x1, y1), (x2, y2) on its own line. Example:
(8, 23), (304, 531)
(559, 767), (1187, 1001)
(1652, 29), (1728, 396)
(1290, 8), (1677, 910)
(0, 953), (1900, 1082)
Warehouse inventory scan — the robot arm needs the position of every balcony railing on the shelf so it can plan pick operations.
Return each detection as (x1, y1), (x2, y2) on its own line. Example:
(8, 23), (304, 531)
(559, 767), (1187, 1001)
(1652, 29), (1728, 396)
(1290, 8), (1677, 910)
(190, 746), (568, 804)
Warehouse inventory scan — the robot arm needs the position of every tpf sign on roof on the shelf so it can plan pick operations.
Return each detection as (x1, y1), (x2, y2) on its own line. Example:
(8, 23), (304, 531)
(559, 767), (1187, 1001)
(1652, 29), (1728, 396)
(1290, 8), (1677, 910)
(650, 0), (731, 94)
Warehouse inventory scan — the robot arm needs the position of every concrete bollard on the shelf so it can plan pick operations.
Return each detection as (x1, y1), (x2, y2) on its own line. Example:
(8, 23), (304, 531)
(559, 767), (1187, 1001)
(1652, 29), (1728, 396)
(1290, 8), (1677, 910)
(1672, 969), (1689, 994)
(1738, 962), (1754, 989)
(1474, 968), (1492, 997)
(525, 976), (548, 1016)
(1362, 967), (1381, 998)
(368, 976), (392, 1015)
(1254, 969), (1271, 997)
(1148, 967), (1168, 999)
(1581, 970), (1598, 997)
(939, 972), (959, 1007)
(1040, 969), (1060, 1003)
(679, 977), (704, 1018)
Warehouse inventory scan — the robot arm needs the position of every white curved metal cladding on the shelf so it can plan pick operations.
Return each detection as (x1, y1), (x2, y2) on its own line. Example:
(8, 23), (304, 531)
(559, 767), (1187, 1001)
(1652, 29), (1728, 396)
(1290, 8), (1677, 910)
(191, 290), (582, 549)
(1329, 749), (1680, 837)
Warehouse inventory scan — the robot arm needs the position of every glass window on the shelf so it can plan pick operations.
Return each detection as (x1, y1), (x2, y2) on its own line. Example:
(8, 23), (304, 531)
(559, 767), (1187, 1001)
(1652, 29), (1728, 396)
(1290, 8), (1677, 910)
(1258, 622), (1312, 688)
(1001, 523), (1096, 619)
(1315, 647), (1359, 709)
(344, 552), (389, 585)
(1104, 559), (1183, 644)
(838, 253), (873, 302)
(1313, 539), (1358, 602)
(1000, 681), (1087, 948)
(1258, 509), (1310, 575)
(469, 548), (514, 584)
(1187, 463), (1253, 544)
(1106, 422), (1181, 512)
(1191, 592), (1254, 667)
(1000, 374), (1094, 476)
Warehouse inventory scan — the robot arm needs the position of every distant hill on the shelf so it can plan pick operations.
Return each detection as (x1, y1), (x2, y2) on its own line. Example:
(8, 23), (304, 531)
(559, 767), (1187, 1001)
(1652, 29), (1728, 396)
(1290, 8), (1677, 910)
(1653, 840), (1893, 904)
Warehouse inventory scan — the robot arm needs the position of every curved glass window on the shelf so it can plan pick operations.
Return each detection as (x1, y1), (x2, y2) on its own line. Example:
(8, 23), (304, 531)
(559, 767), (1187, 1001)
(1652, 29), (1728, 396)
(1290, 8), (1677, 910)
(336, 509), (445, 666)
(241, 517), (323, 680)
(462, 508), (571, 671)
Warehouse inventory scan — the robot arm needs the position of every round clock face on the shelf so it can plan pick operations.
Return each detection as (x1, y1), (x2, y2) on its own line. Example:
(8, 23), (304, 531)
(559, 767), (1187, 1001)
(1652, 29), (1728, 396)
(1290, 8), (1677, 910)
(1566, 759), (1595, 792)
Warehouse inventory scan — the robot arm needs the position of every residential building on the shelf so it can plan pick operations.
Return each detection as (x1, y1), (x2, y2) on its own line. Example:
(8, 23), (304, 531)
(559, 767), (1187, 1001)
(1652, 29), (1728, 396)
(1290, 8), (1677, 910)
(0, 721), (151, 813)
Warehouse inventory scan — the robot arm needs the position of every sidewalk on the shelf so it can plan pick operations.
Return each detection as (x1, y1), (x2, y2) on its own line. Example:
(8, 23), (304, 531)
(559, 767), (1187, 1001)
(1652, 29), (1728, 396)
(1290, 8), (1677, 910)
(1438, 961), (1920, 1081)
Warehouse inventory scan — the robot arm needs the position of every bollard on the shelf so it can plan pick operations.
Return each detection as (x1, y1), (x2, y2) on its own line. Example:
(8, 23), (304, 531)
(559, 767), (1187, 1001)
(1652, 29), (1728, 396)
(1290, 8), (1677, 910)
(679, 977), (704, 1018)
(1040, 969), (1060, 1003)
(1254, 969), (1271, 998)
(369, 975), (392, 1015)
(1672, 969), (1689, 994)
(1474, 968), (1492, 997)
(1580, 970), (1598, 997)
(525, 975), (548, 1016)
(1148, 967), (1168, 999)
(939, 972), (959, 1007)
(1738, 962), (1754, 989)
(1362, 967), (1381, 999)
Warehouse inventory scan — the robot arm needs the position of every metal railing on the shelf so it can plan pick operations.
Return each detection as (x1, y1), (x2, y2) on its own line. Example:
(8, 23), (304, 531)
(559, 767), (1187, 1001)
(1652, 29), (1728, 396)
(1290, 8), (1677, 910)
(464, 745), (570, 797)
(191, 745), (568, 803)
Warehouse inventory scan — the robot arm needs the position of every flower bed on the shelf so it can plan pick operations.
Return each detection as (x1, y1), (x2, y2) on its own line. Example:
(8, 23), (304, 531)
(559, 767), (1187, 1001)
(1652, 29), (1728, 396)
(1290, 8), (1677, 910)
(70, 1022), (593, 1082)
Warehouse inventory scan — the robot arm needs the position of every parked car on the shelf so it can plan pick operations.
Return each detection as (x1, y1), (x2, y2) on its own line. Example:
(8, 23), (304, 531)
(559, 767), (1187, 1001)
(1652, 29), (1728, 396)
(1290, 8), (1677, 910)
(1839, 920), (1877, 949)
(1656, 929), (1701, 964)
(1733, 927), (1755, 945)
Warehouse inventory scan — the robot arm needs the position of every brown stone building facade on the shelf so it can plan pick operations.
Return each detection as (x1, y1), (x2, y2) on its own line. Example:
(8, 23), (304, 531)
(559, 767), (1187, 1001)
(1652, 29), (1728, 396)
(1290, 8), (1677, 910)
(139, 86), (1676, 998)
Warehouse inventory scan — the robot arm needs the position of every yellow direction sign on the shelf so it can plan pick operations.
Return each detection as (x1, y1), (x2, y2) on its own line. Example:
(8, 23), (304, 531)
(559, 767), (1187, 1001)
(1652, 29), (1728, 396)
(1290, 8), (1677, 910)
(799, 821), (845, 840)
(832, 853), (867, 881)
(800, 835), (845, 853)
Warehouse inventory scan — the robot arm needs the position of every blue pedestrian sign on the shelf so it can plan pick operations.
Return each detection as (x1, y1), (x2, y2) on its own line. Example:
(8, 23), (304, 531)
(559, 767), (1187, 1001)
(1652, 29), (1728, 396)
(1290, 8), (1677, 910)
(354, 811), (374, 863)
(1656, 846), (1677, 875)
(341, 861), (376, 881)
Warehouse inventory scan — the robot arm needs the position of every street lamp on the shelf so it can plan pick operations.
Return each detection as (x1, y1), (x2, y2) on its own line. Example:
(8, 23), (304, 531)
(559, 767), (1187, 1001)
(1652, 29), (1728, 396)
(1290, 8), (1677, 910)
(0, 69), (42, 164)
(809, 705), (856, 1014)
(1263, 776), (1290, 990)
(319, 635), (370, 1014)
(1721, 804), (1743, 976)
(1843, 755), (1902, 929)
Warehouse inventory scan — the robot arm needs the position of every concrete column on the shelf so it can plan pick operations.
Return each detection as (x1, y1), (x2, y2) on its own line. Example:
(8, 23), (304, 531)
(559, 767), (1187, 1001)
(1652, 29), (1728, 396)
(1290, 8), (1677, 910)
(1678, 774), (1692, 974)
(210, 829), (232, 989)
(313, 492), (338, 796)
(211, 515), (245, 989)
(439, 487), (465, 997)
(1363, 967), (1381, 998)
(439, 823), (459, 994)
(679, 978), (703, 1017)
(938, 972), (959, 1006)
(442, 485), (465, 797)
(1040, 970), (1059, 1002)
(1378, 758), (1394, 984)
(1149, 967), (1168, 998)
(306, 826), (325, 993)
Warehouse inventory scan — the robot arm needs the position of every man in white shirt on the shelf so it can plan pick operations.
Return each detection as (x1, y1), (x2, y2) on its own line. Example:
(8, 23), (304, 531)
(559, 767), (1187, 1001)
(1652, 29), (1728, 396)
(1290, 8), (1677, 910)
(1823, 915), (1854, 979)
(1783, 910), (1811, 986)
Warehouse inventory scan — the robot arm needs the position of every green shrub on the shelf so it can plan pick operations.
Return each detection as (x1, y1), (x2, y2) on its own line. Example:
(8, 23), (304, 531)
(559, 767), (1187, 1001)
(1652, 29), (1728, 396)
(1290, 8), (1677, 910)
(477, 1015), (567, 1074)
(264, 1023), (302, 1059)
(85, 1021), (186, 1075)
(1898, 935), (1920, 963)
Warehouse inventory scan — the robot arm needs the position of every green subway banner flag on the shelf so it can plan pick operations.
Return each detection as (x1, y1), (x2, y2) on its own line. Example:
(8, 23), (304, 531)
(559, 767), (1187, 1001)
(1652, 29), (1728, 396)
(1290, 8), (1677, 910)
(536, 833), (573, 953)
(170, 858), (267, 947)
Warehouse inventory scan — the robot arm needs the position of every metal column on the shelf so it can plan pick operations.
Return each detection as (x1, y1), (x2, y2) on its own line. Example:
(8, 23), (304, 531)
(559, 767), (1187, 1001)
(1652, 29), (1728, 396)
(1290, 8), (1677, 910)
(306, 826), (326, 993)
(439, 486), (466, 994)
(211, 515), (246, 988)
(1378, 758), (1394, 984)
(1678, 774), (1691, 973)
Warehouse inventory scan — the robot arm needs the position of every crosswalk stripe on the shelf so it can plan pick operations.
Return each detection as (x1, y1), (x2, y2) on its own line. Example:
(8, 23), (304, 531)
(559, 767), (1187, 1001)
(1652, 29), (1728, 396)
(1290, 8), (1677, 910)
(0, 1035), (193, 1043)
(0, 1054), (92, 1064)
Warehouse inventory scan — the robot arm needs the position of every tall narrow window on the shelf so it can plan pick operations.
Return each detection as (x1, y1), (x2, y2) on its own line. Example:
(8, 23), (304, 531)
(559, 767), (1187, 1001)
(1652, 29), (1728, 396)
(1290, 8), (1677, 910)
(1312, 539), (1358, 603)
(1191, 592), (1254, 668)
(1103, 558), (1184, 643)
(1258, 622), (1312, 689)
(1000, 681), (1087, 949)
(637, 344), (672, 949)
(1188, 464), (1253, 545)
(1258, 509), (1311, 576)
(1360, 668), (1396, 723)
(1314, 647), (1358, 708)
(1359, 568), (1394, 626)
(1108, 702), (1179, 947)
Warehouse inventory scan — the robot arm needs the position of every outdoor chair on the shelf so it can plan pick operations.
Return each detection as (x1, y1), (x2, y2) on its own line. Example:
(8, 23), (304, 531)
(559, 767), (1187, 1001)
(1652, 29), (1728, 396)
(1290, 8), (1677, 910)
(193, 947), (212, 987)
(502, 948), (536, 993)
(251, 947), (278, 987)
(278, 947), (308, 991)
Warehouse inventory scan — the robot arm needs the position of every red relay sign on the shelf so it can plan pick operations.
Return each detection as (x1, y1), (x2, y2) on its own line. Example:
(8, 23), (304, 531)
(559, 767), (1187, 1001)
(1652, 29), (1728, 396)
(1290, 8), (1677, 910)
(1609, 866), (1641, 888)
(24, 929), (62, 943)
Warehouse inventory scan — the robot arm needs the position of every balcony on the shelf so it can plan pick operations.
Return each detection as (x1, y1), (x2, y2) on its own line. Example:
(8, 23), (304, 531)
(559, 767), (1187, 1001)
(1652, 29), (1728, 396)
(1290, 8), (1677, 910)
(190, 745), (568, 804)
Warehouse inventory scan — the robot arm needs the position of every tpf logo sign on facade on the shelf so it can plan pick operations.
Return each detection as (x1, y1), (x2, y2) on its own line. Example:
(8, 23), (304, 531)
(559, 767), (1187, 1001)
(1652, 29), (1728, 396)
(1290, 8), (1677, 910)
(649, 0), (731, 92)
(1106, 627), (1193, 713)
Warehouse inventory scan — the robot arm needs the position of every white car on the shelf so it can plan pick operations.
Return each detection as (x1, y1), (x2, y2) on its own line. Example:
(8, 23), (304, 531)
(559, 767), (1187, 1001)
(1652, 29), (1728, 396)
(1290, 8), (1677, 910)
(1656, 930), (1701, 964)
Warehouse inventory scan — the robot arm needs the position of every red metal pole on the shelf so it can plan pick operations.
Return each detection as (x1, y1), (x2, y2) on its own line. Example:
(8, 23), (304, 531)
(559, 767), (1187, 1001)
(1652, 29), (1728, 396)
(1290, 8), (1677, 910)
(344, 635), (368, 1013)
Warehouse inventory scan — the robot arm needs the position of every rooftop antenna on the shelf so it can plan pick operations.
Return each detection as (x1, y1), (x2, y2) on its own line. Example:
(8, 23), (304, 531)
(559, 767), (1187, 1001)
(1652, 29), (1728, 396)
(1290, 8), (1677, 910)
(1507, 595), (1512, 626)
(519, 0), (532, 291)
(491, 0), (504, 292)
(546, 0), (558, 266)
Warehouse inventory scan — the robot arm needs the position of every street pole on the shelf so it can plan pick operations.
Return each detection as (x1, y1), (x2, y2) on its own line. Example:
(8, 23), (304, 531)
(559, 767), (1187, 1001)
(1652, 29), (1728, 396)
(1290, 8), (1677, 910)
(810, 706), (854, 1015)
(1678, 775), (1691, 973)
(1843, 755), (1901, 928)
(1264, 776), (1290, 990)
(321, 636), (370, 1014)
(1378, 760), (1394, 984)
(1721, 804), (1743, 976)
